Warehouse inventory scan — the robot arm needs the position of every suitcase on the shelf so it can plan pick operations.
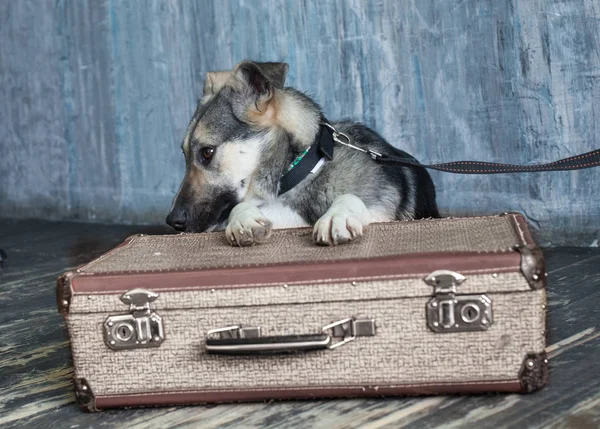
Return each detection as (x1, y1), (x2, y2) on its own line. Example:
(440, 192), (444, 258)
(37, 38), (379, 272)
(57, 213), (548, 411)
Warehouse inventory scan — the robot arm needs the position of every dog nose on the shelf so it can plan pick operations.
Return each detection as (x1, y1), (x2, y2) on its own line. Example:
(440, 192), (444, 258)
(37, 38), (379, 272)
(166, 208), (187, 231)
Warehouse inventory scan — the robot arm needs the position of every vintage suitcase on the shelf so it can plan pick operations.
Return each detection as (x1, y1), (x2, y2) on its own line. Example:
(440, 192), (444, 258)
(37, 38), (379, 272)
(57, 213), (548, 411)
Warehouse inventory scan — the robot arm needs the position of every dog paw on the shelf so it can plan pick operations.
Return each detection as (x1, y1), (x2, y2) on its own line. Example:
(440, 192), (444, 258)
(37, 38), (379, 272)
(225, 203), (273, 247)
(313, 213), (364, 246)
(313, 194), (372, 246)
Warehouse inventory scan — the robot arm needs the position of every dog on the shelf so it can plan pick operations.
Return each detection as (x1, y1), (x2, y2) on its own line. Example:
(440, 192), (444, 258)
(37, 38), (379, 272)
(166, 60), (439, 246)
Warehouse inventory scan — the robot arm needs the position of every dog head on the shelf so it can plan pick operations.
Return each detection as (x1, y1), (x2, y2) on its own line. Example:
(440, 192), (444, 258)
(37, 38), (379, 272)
(166, 60), (289, 232)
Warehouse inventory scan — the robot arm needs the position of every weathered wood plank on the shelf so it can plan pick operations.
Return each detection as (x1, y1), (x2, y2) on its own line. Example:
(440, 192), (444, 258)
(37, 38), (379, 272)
(547, 394), (600, 429)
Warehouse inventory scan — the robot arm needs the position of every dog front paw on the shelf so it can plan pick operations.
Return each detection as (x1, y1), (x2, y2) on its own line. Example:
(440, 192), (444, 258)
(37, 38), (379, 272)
(225, 203), (273, 247)
(313, 213), (364, 246)
(313, 194), (372, 246)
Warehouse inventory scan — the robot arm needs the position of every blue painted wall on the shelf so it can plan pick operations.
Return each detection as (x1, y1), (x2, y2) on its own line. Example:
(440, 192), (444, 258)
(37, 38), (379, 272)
(0, 0), (599, 245)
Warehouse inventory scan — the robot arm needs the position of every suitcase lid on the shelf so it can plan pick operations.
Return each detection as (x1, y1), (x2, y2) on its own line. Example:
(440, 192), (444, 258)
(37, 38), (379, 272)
(57, 213), (545, 314)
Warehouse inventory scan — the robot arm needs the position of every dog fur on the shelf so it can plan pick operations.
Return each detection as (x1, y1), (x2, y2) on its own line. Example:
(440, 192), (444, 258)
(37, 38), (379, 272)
(167, 60), (439, 246)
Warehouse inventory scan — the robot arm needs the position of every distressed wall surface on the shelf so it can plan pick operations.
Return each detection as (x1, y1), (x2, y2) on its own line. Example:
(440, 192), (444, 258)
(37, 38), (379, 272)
(0, 0), (598, 245)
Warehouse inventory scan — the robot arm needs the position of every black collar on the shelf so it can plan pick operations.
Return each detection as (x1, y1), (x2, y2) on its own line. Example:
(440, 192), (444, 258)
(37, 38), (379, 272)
(278, 122), (335, 196)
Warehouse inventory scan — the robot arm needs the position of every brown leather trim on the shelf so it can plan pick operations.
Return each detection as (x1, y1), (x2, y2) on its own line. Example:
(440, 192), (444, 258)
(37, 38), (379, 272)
(93, 381), (522, 409)
(70, 251), (522, 294)
(509, 213), (535, 246)
(57, 236), (144, 316)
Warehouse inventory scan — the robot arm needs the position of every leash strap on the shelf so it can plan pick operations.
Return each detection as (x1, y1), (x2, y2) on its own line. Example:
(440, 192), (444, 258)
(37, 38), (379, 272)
(373, 148), (600, 174)
(278, 121), (599, 197)
(324, 122), (600, 174)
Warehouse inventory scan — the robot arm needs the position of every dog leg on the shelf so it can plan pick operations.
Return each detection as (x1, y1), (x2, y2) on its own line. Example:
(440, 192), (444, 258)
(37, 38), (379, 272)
(313, 194), (373, 246)
(225, 202), (273, 246)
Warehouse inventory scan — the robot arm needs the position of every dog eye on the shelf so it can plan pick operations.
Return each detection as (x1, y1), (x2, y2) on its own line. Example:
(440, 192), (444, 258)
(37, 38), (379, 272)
(198, 147), (216, 164)
(202, 147), (215, 159)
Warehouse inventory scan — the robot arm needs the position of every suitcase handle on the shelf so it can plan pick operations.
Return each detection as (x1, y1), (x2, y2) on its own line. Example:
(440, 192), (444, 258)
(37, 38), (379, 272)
(205, 317), (376, 355)
(205, 334), (331, 354)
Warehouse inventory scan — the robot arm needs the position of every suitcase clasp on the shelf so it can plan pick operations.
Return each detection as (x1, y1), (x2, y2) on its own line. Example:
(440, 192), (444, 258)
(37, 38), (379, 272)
(425, 270), (493, 333)
(103, 288), (165, 350)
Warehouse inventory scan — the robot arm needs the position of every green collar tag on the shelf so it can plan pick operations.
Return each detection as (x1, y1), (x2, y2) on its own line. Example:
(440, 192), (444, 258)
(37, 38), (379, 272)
(285, 147), (311, 173)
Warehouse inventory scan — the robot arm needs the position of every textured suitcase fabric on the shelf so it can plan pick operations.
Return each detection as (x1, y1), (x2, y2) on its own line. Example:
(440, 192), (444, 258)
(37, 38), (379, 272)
(57, 214), (548, 411)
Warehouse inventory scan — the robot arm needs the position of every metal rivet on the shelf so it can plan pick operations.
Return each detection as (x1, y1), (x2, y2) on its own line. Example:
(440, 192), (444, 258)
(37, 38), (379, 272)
(545, 272), (548, 277)
(135, 341), (140, 344)
(283, 284), (288, 289)
(76, 269), (81, 273)
(532, 274), (539, 281)
(211, 289), (215, 293)
(61, 300), (69, 307)
(430, 276), (436, 283)
(110, 340), (116, 345)
(482, 319), (488, 325)
(108, 322), (114, 327)
(541, 305), (546, 310)
(454, 324), (459, 328)
(431, 302), (438, 308)
(87, 295), (92, 300)
(453, 300), (458, 304)
(82, 385), (88, 391)
(351, 281), (357, 286)
(140, 234), (144, 237)
(154, 336), (161, 342)
(543, 359), (548, 364)
(526, 359), (535, 368)
(433, 322), (439, 327)
(492, 273), (498, 278)
(124, 295), (130, 300)
(239, 230), (244, 235)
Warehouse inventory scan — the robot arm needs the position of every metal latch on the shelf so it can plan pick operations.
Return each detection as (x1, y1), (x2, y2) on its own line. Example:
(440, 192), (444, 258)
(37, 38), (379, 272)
(103, 288), (165, 350)
(323, 317), (377, 349)
(425, 270), (493, 333)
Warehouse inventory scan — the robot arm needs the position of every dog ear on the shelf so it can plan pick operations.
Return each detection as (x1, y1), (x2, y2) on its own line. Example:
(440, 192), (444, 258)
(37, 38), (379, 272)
(234, 61), (289, 101)
(203, 70), (232, 96)
(253, 62), (289, 89)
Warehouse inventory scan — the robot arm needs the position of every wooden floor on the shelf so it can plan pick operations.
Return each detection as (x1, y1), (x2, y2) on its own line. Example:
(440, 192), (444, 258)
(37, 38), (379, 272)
(0, 219), (598, 429)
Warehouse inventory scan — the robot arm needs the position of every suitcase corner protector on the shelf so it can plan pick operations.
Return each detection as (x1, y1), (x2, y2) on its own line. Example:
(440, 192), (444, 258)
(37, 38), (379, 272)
(74, 378), (99, 412)
(56, 271), (75, 317)
(514, 246), (546, 290)
(519, 351), (549, 393)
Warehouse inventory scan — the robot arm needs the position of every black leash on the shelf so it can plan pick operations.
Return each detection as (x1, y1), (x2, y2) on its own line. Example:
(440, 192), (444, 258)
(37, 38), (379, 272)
(324, 122), (600, 175)
(373, 148), (600, 174)
(278, 121), (600, 195)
